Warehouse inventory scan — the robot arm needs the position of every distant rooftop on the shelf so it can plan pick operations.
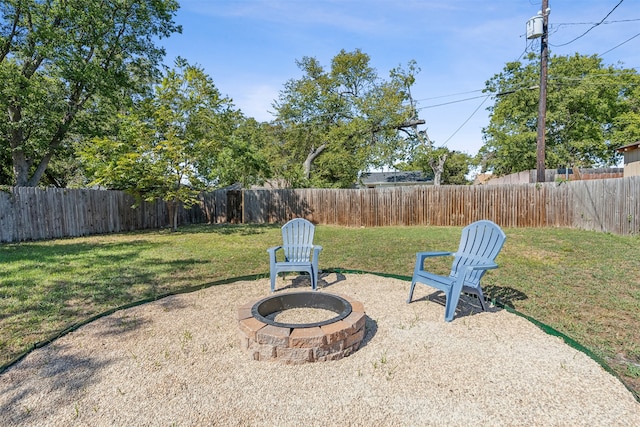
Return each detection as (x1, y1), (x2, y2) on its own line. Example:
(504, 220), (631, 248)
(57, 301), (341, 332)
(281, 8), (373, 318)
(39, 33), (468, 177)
(358, 171), (433, 188)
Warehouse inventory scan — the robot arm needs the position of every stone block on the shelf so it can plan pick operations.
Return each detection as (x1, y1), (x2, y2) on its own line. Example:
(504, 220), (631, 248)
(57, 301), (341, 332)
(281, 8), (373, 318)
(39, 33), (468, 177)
(257, 325), (290, 347)
(344, 328), (365, 349)
(323, 349), (346, 361)
(333, 293), (365, 314)
(237, 306), (253, 321)
(342, 311), (366, 334)
(253, 344), (276, 361)
(238, 317), (266, 340)
(289, 327), (326, 348)
(276, 347), (313, 364)
(313, 340), (344, 359)
(321, 320), (350, 344)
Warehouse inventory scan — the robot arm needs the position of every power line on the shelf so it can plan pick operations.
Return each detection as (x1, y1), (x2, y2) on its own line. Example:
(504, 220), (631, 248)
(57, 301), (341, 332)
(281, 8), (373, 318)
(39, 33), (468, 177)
(551, 0), (625, 47)
(418, 29), (535, 147)
(554, 18), (640, 26)
(414, 89), (484, 102)
(417, 94), (489, 109)
(599, 31), (640, 56)
(441, 96), (491, 147)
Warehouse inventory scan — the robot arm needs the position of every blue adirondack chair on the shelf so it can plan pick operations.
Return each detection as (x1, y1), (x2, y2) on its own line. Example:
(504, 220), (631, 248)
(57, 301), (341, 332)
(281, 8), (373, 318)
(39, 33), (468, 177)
(267, 218), (323, 292)
(407, 220), (506, 322)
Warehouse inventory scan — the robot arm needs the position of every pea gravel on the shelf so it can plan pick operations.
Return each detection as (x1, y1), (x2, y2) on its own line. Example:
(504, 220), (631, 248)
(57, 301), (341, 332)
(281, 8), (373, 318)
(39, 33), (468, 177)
(1, 273), (639, 426)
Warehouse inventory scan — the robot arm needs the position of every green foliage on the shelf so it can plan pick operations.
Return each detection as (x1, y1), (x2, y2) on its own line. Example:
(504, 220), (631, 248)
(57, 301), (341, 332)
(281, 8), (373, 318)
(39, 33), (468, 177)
(479, 53), (638, 175)
(0, 0), (181, 186)
(213, 118), (273, 188)
(611, 76), (640, 146)
(79, 60), (248, 229)
(441, 151), (473, 185)
(271, 50), (419, 188)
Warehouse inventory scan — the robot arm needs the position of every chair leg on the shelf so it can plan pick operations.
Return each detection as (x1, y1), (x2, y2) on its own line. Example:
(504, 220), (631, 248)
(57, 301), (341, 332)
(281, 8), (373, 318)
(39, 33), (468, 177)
(444, 287), (462, 322)
(475, 287), (488, 311)
(407, 281), (417, 303)
(270, 271), (277, 292)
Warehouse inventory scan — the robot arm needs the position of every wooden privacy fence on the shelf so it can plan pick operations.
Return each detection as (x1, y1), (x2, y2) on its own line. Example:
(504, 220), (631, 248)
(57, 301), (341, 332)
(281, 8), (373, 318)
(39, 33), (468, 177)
(1, 177), (640, 242)
(0, 188), (229, 243)
(242, 176), (640, 234)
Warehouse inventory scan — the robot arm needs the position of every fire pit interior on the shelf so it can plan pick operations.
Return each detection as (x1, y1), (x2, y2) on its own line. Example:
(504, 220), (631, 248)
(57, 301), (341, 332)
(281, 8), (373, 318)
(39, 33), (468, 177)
(238, 292), (366, 364)
(252, 292), (352, 328)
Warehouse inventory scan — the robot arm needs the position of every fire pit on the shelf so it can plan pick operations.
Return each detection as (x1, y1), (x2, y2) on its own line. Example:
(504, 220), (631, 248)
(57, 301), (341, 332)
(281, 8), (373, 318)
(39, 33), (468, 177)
(238, 292), (366, 364)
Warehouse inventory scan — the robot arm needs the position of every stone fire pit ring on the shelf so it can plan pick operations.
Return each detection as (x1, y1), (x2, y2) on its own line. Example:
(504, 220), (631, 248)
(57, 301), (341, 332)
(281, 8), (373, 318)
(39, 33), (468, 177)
(238, 291), (366, 364)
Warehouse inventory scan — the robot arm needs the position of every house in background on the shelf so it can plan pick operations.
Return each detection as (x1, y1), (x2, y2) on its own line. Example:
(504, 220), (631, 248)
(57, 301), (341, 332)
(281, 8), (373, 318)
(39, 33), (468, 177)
(477, 167), (623, 185)
(617, 141), (640, 177)
(357, 171), (433, 188)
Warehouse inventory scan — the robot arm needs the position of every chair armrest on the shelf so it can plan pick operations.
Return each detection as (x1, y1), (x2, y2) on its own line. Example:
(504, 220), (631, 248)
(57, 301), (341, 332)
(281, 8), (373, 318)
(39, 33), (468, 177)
(459, 261), (498, 275)
(414, 251), (453, 272)
(454, 261), (499, 288)
(415, 251), (453, 265)
(267, 245), (283, 256)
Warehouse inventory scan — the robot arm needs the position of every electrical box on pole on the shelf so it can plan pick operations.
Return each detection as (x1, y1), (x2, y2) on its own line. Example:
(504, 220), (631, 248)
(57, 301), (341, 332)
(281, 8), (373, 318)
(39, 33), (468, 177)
(526, 13), (543, 39)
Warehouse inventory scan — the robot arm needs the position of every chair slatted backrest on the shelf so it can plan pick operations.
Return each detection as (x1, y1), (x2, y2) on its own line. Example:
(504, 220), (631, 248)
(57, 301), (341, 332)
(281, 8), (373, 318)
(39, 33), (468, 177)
(282, 218), (315, 262)
(450, 220), (506, 286)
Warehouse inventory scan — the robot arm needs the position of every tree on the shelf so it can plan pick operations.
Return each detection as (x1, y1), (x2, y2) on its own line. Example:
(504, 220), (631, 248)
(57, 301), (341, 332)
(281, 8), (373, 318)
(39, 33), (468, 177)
(212, 117), (272, 188)
(0, 0), (181, 186)
(398, 146), (472, 185)
(441, 151), (473, 185)
(271, 50), (422, 188)
(479, 53), (637, 175)
(610, 74), (640, 146)
(80, 60), (245, 231)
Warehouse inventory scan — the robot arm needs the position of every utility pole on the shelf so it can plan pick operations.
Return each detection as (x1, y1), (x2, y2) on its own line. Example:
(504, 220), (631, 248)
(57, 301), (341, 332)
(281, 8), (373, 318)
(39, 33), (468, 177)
(536, 0), (549, 183)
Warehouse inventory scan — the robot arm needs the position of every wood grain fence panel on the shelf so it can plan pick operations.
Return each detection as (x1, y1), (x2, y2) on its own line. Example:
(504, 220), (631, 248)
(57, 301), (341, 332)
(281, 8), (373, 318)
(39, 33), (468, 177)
(30, 188), (43, 240)
(444, 186), (454, 225)
(19, 188), (31, 241)
(20, 188), (32, 240)
(4, 178), (640, 243)
(349, 189), (359, 226)
(405, 187), (415, 225)
(0, 190), (16, 242)
(13, 188), (24, 241)
(425, 187), (435, 225)
(412, 187), (421, 225)
(389, 188), (397, 225)
(623, 178), (640, 234)
(368, 189), (378, 227)
(49, 189), (60, 237)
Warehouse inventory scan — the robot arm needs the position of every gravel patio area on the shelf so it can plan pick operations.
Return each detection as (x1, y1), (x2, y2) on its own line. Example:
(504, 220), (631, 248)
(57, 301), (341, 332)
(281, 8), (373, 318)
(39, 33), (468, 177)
(1, 272), (639, 426)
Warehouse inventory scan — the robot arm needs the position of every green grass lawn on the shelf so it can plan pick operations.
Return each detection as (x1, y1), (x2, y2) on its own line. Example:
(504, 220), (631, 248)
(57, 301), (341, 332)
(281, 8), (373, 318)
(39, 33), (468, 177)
(1, 223), (639, 397)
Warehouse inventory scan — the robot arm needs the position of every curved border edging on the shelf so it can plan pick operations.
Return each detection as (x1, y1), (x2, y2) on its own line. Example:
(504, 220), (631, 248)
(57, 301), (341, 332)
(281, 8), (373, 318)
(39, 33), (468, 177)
(0, 273), (268, 375)
(1, 268), (638, 404)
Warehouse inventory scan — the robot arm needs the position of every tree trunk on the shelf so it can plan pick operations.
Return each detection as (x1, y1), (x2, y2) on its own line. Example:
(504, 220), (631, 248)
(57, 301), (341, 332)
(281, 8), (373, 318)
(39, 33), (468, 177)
(9, 80), (84, 186)
(430, 153), (448, 186)
(165, 199), (179, 231)
(8, 104), (30, 186)
(172, 202), (179, 232)
(303, 143), (327, 179)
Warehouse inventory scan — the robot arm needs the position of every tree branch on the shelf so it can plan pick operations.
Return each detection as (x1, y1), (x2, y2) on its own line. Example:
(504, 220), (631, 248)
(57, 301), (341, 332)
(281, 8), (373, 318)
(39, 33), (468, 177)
(303, 143), (327, 179)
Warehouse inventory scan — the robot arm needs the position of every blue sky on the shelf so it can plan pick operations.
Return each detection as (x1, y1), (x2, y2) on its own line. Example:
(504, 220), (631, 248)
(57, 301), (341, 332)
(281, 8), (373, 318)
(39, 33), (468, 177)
(161, 0), (640, 158)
